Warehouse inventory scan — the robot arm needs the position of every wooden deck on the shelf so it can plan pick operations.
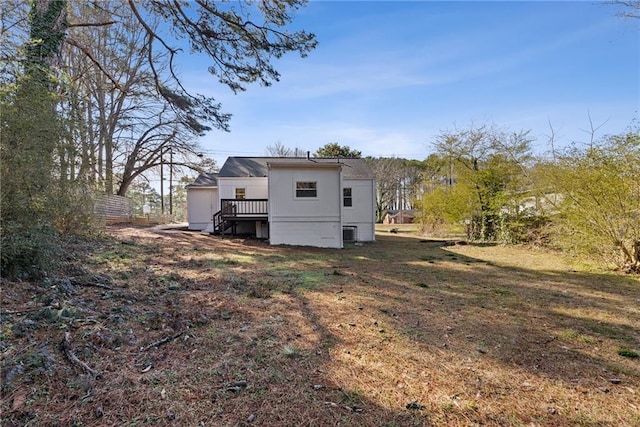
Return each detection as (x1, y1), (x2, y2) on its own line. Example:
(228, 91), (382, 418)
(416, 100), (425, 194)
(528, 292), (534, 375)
(213, 199), (268, 235)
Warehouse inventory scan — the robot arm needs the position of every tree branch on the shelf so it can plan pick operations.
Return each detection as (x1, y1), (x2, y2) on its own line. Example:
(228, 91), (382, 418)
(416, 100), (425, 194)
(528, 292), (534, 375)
(140, 331), (184, 352)
(61, 332), (101, 378)
(68, 21), (116, 28)
(65, 37), (122, 91)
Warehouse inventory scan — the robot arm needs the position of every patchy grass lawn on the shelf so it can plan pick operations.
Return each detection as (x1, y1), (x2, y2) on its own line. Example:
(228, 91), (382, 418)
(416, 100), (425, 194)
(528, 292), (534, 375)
(1, 226), (639, 426)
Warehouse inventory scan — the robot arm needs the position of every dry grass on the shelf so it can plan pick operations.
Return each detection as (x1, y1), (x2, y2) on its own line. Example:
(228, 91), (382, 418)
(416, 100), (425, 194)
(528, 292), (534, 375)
(1, 225), (639, 426)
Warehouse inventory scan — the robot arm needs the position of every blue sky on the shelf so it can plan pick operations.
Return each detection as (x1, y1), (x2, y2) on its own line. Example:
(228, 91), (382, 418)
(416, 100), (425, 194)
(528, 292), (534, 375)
(184, 1), (639, 167)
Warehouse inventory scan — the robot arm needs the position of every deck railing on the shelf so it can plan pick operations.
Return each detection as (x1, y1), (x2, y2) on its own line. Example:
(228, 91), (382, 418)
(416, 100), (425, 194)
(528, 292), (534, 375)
(220, 199), (268, 218)
(211, 199), (268, 235)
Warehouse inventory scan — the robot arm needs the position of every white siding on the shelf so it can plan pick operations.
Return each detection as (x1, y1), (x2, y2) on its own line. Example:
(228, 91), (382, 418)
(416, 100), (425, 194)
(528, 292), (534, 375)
(268, 166), (342, 248)
(218, 177), (268, 200)
(186, 187), (218, 230)
(342, 179), (376, 242)
(269, 222), (341, 248)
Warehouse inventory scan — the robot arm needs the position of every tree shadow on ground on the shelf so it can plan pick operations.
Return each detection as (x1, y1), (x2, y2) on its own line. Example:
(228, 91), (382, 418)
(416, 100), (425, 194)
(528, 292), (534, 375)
(255, 231), (633, 422)
(8, 227), (635, 426)
(291, 233), (640, 425)
(2, 228), (436, 426)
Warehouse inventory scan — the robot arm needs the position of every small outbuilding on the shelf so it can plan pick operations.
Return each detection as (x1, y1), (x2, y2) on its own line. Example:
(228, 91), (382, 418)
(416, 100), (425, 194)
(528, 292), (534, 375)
(383, 209), (416, 225)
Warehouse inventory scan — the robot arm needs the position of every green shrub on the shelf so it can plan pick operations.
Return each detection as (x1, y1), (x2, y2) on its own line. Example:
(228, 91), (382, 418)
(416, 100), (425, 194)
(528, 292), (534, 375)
(0, 220), (60, 278)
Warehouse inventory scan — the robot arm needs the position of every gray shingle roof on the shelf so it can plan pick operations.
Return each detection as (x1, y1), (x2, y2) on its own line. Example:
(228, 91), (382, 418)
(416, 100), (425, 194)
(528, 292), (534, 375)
(185, 172), (218, 187)
(218, 157), (375, 179)
(219, 157), (270, 178)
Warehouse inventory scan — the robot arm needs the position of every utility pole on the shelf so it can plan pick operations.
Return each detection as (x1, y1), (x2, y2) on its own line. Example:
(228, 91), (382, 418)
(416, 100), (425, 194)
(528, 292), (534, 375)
(169, 149), (173, 216)
(160, 150), (164, 215)
(398, 178), (403, 224)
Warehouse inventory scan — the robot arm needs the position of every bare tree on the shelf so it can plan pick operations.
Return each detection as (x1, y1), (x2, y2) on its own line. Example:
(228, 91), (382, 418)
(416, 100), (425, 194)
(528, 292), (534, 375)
(61, 3), (212, 196)
(265, 141), (307, 157)
(0, 0), (29, 84)
(366, 157), (405, 222)
(607, 1), (640, 18)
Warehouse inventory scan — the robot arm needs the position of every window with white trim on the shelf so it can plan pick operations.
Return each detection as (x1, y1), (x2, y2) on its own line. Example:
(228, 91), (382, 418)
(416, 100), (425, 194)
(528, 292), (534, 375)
(235, 188), (246, 199)
(343, 187), (352, 207)
(295, 181), (317, 198)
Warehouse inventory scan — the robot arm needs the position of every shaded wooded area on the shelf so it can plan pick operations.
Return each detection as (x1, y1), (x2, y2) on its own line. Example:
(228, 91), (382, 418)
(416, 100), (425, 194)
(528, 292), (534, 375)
(1, 0), (316, 276)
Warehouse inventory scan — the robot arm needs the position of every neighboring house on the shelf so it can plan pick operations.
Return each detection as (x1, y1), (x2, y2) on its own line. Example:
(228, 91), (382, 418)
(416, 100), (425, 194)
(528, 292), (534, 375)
(505, 193), (564, 216)
(185, 172), (219, 231)
(186, 156), (377, 248)
(383, 209), (416, 225)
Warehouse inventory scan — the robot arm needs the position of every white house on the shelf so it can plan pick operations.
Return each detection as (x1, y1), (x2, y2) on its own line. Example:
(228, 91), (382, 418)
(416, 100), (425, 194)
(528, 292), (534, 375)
(186, 156), (376, 248)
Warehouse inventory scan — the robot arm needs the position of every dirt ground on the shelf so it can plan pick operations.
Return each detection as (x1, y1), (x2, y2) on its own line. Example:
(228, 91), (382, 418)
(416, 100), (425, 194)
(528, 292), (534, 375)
(1, 225), (639, 426)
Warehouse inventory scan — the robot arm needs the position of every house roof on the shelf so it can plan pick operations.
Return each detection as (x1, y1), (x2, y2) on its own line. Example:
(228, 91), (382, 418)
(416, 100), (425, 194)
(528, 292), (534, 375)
(185, 172), (218, 188)
(218, 157), (376, 179)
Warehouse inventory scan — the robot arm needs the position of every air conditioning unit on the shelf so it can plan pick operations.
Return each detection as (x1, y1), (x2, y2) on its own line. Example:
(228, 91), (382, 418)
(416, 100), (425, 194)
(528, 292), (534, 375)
(343, 226), (357, 242)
